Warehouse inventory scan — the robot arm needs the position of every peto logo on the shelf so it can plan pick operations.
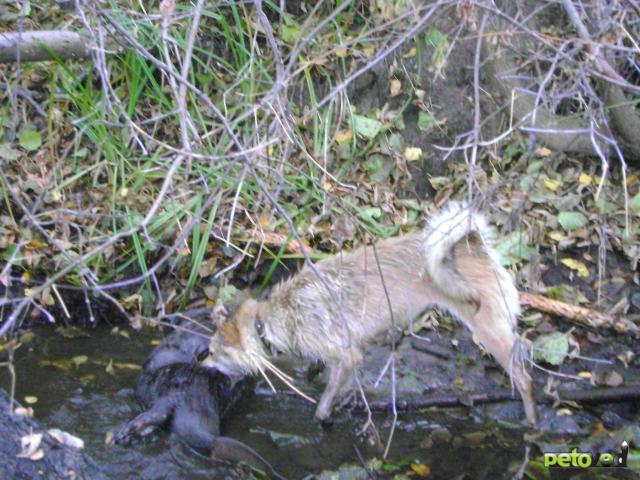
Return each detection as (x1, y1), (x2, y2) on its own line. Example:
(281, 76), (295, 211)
(544, 441), (629, 469)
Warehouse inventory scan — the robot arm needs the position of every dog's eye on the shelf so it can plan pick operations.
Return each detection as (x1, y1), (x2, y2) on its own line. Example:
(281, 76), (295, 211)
(255, 315), (265, 337)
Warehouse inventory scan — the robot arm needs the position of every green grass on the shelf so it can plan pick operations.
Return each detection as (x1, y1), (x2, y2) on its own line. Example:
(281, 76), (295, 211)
(1, 0), (429, 316)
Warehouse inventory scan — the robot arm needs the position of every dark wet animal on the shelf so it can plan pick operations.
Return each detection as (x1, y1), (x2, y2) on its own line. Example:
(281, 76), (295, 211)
(114, 327), (285, 479)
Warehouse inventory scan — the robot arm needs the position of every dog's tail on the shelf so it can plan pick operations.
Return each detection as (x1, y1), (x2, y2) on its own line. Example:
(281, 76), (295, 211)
(422, 202), (516, 313)
(422, 202), (536, 425)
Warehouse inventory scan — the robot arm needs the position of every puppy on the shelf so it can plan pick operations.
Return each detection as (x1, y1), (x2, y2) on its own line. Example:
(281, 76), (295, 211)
(202, 202), (537, 425)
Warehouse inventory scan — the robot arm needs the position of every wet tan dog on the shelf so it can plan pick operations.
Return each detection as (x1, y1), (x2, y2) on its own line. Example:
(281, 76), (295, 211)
(202, 202), (537, 425)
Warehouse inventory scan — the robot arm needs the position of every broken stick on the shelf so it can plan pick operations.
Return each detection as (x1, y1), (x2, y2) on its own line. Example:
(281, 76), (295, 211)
(519, 291), (638, 335)
(361, 385), (640, 412)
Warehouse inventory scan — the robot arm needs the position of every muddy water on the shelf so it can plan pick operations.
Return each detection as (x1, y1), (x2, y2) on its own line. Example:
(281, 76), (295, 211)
(2, 326), (531, 479)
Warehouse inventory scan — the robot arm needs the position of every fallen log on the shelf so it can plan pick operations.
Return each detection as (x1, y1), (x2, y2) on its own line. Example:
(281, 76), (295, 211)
(519, 291), (639, 335)
(0, 31), (95, 63)
(361, 385), (640, 412)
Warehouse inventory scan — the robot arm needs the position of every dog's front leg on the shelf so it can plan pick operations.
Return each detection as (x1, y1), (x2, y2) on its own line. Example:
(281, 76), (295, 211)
(314, 352), (360, 421)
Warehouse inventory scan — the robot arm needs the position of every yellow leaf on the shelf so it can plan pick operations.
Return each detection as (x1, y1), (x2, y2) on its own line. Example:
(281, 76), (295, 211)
(72, 355), (88, 367)
(578, 371), (592, 379)
(404, 147), (423, 161)
(39, 359), (73, 374)
(150, 339), (161, 346)
(41, 288), (55, 306)
(544, 178), (561, 191)
(560, 258), (589, 277)
(258, 213), (271, 228)
(79, 374), (95, 385)
(335, 45), (348, 58)
(579, 173), (592, 185)
(105, 359), (115, 376)
(390, 79), (402, 97)
(548, 231), (566, 242)
(24, 396), (38, 404)
(335, 130), (353, 144)
(403, 47), (417, 58)
(114, 362), (142, 371)
(26, 240), (47, 250)
(535, 146), (552, 157)
(411, 463), (431, 477)
(362, 46), (375, 57)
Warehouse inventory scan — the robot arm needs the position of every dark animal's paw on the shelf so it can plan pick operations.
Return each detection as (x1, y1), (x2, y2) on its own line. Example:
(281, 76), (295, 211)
(112, 407), (170, 445)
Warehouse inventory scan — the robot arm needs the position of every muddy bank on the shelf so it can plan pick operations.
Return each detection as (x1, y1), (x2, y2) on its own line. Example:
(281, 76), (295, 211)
(0, 389), (108, 480)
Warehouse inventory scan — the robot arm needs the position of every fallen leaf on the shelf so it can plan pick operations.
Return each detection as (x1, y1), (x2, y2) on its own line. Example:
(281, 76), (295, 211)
(390, 79), (402, 96)
(402, 47), (417, 58)
(14, 406), (34, 417)
(430, 427), (452, 443)
(604, 370), (624, 387)
(72, 355), (88, 368)
(579, 173), (592, 185)
(281, 20), (301, 45)
(24, 396), (38, 405)
(352, 115), (383, 139)
(362, 45), (375, 57)
(411, 463), (431, 477)
(118, 330), (130, 340)
(560, 258), (589, 277)
(535, 146), (552, 157)
(105, 359), (115, 375)
(19, 130), (42, 152)
(18, 433), (43, 460)
(335, 45), (348, 58)
(404, 147), (423, 161)
(556, 408), (573, 416)
(48, 429), (84, 449)
(39, 359), (73, 374)
(417, 111), (437, 133)
(617, 350), (635, 368)
(462, 431), (487, 444)
(558, 211), (588, 231)
(494, 231), (535, 265)
(114, 362), (142, 371)
(548, 231), (567, 242)
(335, 130), (353, 144)
(533, 331), (569, 366)
(203, 284), (218, 300)
(544, 178), (562, 192)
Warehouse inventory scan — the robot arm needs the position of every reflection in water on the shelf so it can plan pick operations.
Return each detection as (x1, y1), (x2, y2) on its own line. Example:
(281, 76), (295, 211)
(3, 326), (528, 479)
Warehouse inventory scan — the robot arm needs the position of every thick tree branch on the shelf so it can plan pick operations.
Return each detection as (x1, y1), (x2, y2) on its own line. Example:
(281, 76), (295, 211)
(0, 30), (93, 63)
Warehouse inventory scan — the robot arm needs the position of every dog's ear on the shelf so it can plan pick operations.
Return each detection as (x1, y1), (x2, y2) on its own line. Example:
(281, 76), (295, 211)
(219, 321), (242, 346)
(232, 288), (254, 307)
(217, 288), (254, 322)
